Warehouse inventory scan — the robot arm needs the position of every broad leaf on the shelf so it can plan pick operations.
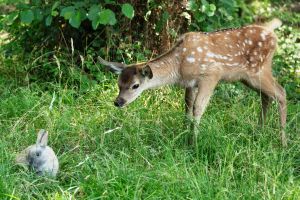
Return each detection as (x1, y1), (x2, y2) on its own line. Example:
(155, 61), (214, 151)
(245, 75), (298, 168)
(92, 19), (99, 30)
(87, 5), (100, 21)
(201, 3), (216, 17)
(20, 10), (34, 25)
(194, 12), (206, 22)
(79, 9), (87, 21)
(31, 0), (41, 5)
(156, 11), (169, 32)
(186, 0), (197, 11)
(121, 3), (134, 19)
(105, 0), (115, 3)
(60, 6), (75, 20)
(51, 1), (60, 11)
(6, 12), (19, 25)
(33, 8), (43, 21)
(74, 2), (85, 8)
(69, 11), (81, 28)
(99, 9), (116, 25)
(51, 10), (59, 16)
(45, 15), (52, 26)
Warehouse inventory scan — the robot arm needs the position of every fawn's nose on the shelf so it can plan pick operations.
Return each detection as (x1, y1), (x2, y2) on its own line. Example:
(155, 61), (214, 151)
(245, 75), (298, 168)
(114, 98), (126, 107)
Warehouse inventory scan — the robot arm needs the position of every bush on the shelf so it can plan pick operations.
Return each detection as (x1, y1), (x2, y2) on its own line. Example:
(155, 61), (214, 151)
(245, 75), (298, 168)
(0, 0), (298, 100)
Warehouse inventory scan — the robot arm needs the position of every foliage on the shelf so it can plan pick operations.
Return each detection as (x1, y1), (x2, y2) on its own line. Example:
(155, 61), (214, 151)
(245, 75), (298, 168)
(274, 25), (300, 100)
(4, 1), (134, 28)
(186, 0), (254, 31)
(0, 0), (299, 100)
(249, 0), (300, 101)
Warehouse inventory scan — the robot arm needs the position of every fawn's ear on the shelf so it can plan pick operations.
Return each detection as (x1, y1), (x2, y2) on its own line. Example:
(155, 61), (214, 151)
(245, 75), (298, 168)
(139, 65), (153, 79)
(36, 129), (48, 147)
(98, 56), (126, 74)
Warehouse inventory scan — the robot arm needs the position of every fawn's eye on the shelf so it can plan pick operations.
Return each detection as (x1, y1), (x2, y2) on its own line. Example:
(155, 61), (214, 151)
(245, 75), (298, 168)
(36, 152), (40, 157)
(132, 84), (139, 89)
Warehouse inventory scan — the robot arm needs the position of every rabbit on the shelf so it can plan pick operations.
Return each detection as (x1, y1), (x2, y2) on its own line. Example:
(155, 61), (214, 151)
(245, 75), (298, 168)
(16, 129), (59, 177)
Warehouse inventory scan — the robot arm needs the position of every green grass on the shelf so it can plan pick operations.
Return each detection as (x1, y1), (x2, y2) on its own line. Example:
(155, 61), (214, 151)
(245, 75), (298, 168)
(0, 74), (299, 199)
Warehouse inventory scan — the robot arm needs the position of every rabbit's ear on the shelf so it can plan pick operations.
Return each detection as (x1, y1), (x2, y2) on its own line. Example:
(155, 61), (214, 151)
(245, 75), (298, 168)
(36, 129), (48, 147)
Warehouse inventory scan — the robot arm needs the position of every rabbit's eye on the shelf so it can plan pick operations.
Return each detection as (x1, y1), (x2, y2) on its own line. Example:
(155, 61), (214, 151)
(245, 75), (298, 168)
(36, 152), (40, 157)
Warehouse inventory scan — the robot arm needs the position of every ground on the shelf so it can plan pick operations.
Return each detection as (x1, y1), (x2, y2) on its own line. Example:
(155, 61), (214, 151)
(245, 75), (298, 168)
(0, 74), (299, 199)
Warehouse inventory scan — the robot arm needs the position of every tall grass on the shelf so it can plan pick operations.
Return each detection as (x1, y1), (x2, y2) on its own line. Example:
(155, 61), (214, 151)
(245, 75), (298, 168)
(0, 70), (299, 199)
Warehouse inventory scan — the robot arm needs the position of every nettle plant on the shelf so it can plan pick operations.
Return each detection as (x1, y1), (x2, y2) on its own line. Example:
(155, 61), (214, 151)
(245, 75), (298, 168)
(185, 0), (254, 31)
(274, 25), (300, 100)
(4, 1), (134, 29)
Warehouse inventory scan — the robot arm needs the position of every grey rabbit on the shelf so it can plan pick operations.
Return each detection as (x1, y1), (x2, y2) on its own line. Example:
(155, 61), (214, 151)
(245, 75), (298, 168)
(16, 129), (59, 177)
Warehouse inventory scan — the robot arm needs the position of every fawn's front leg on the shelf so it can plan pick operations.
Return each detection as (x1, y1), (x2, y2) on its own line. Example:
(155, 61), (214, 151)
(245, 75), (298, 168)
(185, 87), (197, 122)
(190, 78), (219, 145)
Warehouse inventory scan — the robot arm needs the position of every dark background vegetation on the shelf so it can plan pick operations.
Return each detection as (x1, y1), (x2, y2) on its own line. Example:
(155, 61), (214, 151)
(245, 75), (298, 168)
(0, 0), (299, 100)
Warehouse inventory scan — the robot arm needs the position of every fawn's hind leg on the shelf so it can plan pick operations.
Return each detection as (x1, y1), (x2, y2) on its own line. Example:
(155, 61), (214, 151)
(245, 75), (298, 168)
(246, 72), (287, 146)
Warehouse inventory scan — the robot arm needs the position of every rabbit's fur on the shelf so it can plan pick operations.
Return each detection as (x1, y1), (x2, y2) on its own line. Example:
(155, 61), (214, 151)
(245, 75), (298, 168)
(16, 129), (59, 177)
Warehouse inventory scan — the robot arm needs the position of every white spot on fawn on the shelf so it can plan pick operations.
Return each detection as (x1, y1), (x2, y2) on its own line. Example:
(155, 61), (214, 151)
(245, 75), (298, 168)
(260, 31), (267, 41)
(206, 52), (215, 58)
(183, 48), (187, 52)
(259, 56), (264, 62)
(186, 56), (195, 63)
(197, 47), (203, 52)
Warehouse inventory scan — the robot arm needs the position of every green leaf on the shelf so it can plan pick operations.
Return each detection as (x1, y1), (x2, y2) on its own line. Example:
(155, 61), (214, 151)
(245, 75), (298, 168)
(60, 6), (75, 20)
(69, 11), (82, 28)
(52, 1), (60, 11)
(74, 2), (85, 8)
(33, 8), (43, 21)
(194, 12), (206, 22)
(31, 0), (41, 5)
(201, 3), (216, 17)
(20, 10), (34, 25)
(186, 0), (197, 11)
(98, 9), (116, 25)
(155, 11), (169, 32)
(121, 3), (134, 19)
(51, 10), (59, 16)
(105, 0), (115, 3)
(6, 12), (19, 25)
(45, 15), (52, 26)
(209, 4), (216, 12)
(79, 9), (87, 21)
(92, 19), (99, 30)
(87, 5), (100, 21)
